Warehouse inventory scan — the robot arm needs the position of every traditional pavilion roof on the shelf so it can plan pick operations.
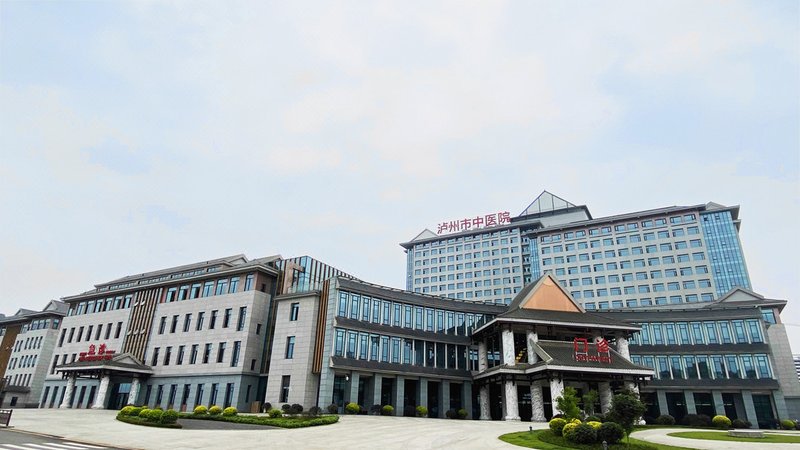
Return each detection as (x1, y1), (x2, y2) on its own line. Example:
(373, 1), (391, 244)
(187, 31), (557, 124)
(57, 352), (153, 375)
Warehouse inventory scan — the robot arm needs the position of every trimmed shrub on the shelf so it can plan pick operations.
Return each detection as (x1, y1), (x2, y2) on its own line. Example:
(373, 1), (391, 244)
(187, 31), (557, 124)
(208, 405), (222, 416)
(381, 405), (394, 416)
(139, 408), (151, 419)
(586, 421), (602, 430)
(147, 409), (164, 423)
(682, 414), (711, 427)
(129, 406), (144, 417)
(562, 422), (580, 438)
(290, 404), (303, 415)
(161, 409), (179, 424)
(222, 407), (238, 417)
(781, 419), (796, 430)
(416, 406), (428, 417)
(369, 404), (382, 415)
(281, 404), (292, 413)
(326, 403), (338, 414)
(193, 405), (208, 415)
(445, 409), (456, 419)
(457, 409), (467, 420)
(731, 418), (751, 429)
(403, 406), (416, 417)
(549, 418), (568, 436)
(656, 414), (675, 425)
(566, 423), (597, 444)
(263, 402), (272, 412)
(597, 421), (625, 444)
(307, 406), (322, 417)
(585, 415), (602, 423)
(712, 415), (731, 429)
(345, 402), (360, 414)
(120, 406), (137, 416)
(267, 408), (282, 418)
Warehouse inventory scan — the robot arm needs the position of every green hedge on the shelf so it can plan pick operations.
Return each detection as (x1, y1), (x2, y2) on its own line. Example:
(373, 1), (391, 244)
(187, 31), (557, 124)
(116, 414), (183, 429)
(179, 413), (339, 429)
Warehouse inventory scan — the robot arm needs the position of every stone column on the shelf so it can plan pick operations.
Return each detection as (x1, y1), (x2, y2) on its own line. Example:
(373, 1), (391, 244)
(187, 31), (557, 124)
(712, 390), (725, 416)
(502, 328), (516, 366)
(526, 331), (539, 364)
(549, 377), (564, 415)
(479, 385), (491, 420)
(616, 334), (630, 360)
(478, 341), (488, 371)
(60, 374), (76, 409)
(741, 390), (758, 427)
(394, 376), (404, 416)
(530, 383), (546, 422)
(599, 382), (613, 414)
(418, 378), (428, 408)
(773, 391), (789, 420)
(504, 381), (520, 421)
(462, 381), (473, 419)
(92, 372), (111, 409)
(684, 391), (697, 415)
(656, 390), (669, 417)
(440, 380), (451, 418)
(372, 374), (382, 408)
(348, 372), (360, 406)
(128, 377), (141, 406)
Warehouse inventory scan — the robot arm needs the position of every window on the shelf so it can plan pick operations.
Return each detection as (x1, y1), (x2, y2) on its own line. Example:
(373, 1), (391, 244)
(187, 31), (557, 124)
(158, 317), (166, 335)
(237, 307), (247, 331)
(244, 274), (254, 291)
(217, 342), (226, 363)
(231, 341), (241, 367)
(151, 347), (160, 366)
(183, 314), (192, 332)
(280, 376), (290, 403)
(190, 344), (198, 364)
(196, 312), (205, 331)
(210, 310), (218, 329)
(223, 308), (232, 328)
(229, 277), (240, 293)
(203, 343), (212, 364)
(289, 303), (300, 321)
(176, 346), (185, 365)
(285, 336), (295, 359)
(163, 346), (172, 366)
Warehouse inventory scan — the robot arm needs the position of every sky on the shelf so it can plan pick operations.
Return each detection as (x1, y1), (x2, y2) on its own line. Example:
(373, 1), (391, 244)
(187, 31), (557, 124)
(1, 1), (798, 345)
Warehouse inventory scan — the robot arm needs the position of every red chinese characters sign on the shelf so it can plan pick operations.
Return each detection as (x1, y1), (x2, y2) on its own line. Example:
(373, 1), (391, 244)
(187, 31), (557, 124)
(436, 211), (511, 235)
(78, 343), (116, 362)
(573, 338), (612, 364)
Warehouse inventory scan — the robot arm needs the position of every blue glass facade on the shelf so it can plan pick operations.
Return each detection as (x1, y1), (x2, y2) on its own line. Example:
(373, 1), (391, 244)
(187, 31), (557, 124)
(700, 211), (751, 296)
(527, 237), (541, 281)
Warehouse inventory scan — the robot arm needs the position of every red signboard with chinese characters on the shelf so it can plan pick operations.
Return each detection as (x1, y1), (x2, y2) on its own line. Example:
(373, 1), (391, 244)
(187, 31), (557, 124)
(437, 211), (511, 235)
(78, 343), (116, 362)
(573, 337), (612, 364)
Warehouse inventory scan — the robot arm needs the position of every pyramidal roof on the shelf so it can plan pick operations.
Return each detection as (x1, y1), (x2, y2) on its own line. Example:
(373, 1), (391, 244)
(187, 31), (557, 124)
(409, 229), (438, 242)
(519, 190), (577, 217)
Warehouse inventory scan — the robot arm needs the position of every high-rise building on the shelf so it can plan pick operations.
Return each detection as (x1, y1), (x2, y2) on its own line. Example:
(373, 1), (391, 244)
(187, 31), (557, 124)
(402, 191), (750, 309)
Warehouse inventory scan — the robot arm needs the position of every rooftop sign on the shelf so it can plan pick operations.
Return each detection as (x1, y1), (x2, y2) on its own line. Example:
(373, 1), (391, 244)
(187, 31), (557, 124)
(437, 211), (511, 235)
(573, 337), (612, 364)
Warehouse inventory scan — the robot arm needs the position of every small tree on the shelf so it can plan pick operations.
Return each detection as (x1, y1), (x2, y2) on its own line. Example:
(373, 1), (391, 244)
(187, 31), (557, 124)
(555, 387), (582, 421)
(582, 389), (599, 416)
(607, 389), (646, 447)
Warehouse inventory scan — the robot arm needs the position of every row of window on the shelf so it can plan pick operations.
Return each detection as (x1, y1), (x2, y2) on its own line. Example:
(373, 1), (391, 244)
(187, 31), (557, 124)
(157, 307), (248, 335)
(336, 291), (492, 336)
(333, 328), (478, 371)
(163, 275), (255, 302)
(583, 295), (713, 310)
(57, 322), (124, 347)
(413, 235), (521, 258)
(414, 229), (518, 249)
(149, 341), (248, 368)
(22, 318), (59, 332)
(14, 335), (44, 352)
(543, 252), (707, 268)
(415, 256), (520, 268)
(540, 214), (698, 243)
(69, 295), (133, 316)
(3, 372), (33, 387)
(632, 353), (772, 380)
(630, 320), (763, 346)
(143, 381), (242, 410)
(414, 265), (521, 277)
(542, 233), (702, 255)
(7, 354), (37, 370)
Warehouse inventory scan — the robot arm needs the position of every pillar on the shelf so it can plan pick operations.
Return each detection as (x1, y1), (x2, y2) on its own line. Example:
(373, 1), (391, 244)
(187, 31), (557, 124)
(550, 377), (564, 414)
(530, 383), (546, 422)
(773, 391), (789, 420)
(59, 375), (76, 409)
(657, 390), (669, 417)
(616, 334), (630, 360)
(712, 390), (725, 416)
(599, 382), (612, 414)
(394, 376), (404, 416)
(526, 331), (539, 364)
(440, 380), (450, 418)
(462, 381), (473, 419)
(741, 390), (758, 427)
(418, 378), (428, 408)
(504, 381), (520, 421)
(129, 377), (141, 406)
(348, 372), (360, 406)
(372, 374), (382, 408)
(502, 328), (516, 365)
(92, 373), (111, 409)
(478, 341), (488, 371)
(479, 385), (491, 420)
(684, 391), (697, 415)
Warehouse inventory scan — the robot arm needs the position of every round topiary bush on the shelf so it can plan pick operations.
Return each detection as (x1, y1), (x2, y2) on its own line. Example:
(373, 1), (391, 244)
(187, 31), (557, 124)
(327, 403), (338, 414)
(222, 407), (238, 417)
(457, 408), (467, 419)
(263, 402), (272, 412)
(161, 409), (179, 424)
(781, 419), (796, 430)
(208, 405), (222, 416)
(268, 408), (282, 418)
(566, 423), (597, 444)
(731, 418), (751, 429)
(308, 406), (322, 417)
(549, 418), (567, 436)
(138, 408), (151, 419)
(598, 421), (625, 444)
(445, 409), (456, 419)
(381, 405), (394, 416)
(712, 415), (731, 429)
(656, 414), (676, 425)
(281, 404), (292, 413)
(586, 421), (602, 430)
(345, 402), (360, 414)
(416, 406), (428, 417)
(120, 406), (136, 416)
(562, 422), (580, 438)
(585, 415), (602, 423)
(193, 405), (208, 415)
(290, 404), (303, 415)
(130, 406), (144, 417)
(147, 409), (164, 423)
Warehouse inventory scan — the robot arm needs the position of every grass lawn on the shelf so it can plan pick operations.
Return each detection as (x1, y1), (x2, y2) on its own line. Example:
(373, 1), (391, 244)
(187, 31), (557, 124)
(499, 430), (695, 450)
(668, 431), (800, 444)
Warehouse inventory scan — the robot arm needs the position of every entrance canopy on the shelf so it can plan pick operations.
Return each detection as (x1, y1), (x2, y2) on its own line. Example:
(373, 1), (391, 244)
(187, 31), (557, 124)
(57, 352), (153, 378)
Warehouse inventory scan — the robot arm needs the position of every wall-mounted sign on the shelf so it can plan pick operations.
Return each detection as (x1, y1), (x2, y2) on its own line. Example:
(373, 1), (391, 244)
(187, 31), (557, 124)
(573, 337), (612, 364)
(437, 211), (511, 235)
(78, 343), (116, 362)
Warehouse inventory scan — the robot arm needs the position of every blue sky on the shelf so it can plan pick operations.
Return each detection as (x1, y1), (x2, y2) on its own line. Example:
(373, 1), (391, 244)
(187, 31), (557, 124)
(1, 1), (798, 344)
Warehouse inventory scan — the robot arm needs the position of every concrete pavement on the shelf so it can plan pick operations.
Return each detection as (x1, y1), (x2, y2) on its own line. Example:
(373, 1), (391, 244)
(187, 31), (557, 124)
(6, 409), (547, 450)
(631, 428), (800, 450)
